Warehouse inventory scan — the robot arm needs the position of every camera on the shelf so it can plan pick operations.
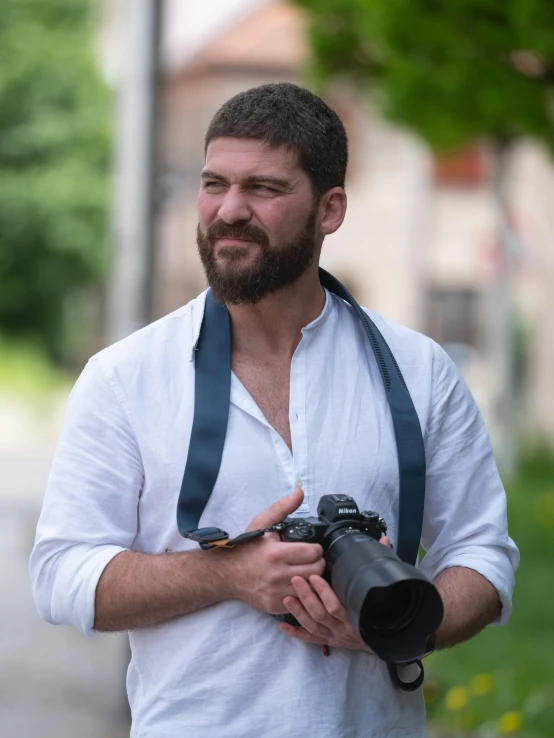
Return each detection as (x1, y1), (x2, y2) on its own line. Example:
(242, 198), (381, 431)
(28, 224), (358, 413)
(279, 494), (443, 664)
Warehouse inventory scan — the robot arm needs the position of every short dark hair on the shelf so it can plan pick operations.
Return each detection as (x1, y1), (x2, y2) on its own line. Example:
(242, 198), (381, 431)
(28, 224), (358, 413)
(204, 83), (348, 197)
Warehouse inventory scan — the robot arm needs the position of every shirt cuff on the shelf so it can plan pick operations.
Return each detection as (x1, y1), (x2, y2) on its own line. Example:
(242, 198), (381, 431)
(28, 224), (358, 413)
(51, 543), (128, 637)
(421, 545), (515, 626)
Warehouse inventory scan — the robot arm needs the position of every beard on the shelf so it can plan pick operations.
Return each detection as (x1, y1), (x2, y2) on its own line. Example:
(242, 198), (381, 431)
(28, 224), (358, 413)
(196, 206), (318, 305)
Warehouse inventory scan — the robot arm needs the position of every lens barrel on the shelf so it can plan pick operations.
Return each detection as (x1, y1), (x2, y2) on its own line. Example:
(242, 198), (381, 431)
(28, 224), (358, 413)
(324, 527), (443, 664)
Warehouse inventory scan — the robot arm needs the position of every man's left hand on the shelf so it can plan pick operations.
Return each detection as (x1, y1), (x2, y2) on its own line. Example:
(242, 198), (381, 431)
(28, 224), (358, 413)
(279, 534), (392, 653)
(279, 575), (372, 653)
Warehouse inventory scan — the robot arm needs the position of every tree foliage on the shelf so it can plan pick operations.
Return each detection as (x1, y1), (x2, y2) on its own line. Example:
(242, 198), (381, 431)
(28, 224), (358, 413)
(0, 0), (110, 357)
(295, 0), (554, 151)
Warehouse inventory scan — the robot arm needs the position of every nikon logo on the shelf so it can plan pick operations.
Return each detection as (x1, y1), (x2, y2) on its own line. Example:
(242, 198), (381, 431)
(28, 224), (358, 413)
(338, 508), (357, 514)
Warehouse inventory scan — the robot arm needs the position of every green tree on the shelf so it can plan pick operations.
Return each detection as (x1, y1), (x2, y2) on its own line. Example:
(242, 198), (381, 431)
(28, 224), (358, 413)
(295, 0), (554, 152)
(0, 0), (110, 360)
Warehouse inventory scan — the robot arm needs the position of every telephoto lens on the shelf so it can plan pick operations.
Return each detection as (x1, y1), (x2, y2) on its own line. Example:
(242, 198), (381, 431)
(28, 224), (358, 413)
(324, 527), (443, 664)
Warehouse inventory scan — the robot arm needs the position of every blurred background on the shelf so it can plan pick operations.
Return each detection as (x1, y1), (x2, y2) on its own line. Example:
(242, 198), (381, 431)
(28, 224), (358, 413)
(1, 0), (553, 736)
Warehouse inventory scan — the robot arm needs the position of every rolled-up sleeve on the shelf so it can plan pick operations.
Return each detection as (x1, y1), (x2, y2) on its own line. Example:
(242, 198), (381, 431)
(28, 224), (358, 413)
(29, 357), (144, 637)
(419, 344), (519, 625)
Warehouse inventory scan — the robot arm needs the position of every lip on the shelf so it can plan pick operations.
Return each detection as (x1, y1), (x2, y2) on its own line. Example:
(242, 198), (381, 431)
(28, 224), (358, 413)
(217, 238), (254, 245)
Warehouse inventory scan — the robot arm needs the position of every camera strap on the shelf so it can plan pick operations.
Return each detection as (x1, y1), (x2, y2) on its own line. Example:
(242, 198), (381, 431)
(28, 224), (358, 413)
(183, 523), (285, 550)
(177, 268), (426, 566)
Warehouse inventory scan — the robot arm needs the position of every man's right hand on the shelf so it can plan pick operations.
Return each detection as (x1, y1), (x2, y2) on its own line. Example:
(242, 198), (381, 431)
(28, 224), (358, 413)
(221, 488), (325, 614)
(94, 488), (322, 632)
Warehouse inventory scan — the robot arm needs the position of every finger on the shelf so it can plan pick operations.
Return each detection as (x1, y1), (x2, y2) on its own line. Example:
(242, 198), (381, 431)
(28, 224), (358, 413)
(278, 622), (330, 646)
(291, 577), (330, 622)
(247, 488), (304, 531)
(308, 575), (350, 623)
(286, 563), (326, 583)
(379, 536), (391, 548)
(280, 543), (324, 565)
(293, 553), (326, 575)
(283, 595), (332, 639)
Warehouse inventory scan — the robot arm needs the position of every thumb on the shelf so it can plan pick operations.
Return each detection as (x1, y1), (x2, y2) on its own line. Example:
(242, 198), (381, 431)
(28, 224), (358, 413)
(247, 488), (304, 532)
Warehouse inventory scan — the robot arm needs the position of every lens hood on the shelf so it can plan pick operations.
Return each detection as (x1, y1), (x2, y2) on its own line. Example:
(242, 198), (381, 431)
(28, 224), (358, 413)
(327, 534), (443, 663)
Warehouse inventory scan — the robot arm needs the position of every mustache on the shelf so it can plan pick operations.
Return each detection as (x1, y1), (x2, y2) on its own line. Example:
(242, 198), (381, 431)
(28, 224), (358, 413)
(201, 220), (270, 248)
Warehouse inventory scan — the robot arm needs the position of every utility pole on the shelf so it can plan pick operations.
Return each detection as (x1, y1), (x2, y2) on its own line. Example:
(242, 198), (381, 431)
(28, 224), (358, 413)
(488, 144), (519, 477)
(106, 0), (163, 344)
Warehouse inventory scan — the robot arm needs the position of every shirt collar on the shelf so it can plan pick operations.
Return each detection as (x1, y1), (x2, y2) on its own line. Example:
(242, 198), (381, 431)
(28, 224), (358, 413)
(189, 286), (334, 360)
(300, 287), (333, 336)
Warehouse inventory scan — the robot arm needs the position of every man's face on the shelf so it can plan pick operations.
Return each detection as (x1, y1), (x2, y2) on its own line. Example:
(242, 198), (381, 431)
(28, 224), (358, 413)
(196, 137), (320, 304)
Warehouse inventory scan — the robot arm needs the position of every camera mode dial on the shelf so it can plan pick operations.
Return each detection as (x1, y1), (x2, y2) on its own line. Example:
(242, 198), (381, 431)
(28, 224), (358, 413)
(286, 522), (317, 541)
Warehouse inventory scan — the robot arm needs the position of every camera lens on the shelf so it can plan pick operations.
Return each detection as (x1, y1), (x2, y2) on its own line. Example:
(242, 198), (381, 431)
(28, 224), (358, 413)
(324, 528), (443, 663)
(361, 580), (421, 632)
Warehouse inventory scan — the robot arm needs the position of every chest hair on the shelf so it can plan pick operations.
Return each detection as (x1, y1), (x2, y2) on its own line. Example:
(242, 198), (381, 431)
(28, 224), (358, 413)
(232, 355), (292, 452)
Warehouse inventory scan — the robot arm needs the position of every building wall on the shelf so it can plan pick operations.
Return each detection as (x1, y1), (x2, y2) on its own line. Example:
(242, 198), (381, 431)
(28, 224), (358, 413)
(321, 109), (432, 331)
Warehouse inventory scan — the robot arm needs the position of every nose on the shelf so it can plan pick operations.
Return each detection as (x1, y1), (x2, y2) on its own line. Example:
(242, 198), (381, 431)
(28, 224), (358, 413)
(217, 185), (252, 224)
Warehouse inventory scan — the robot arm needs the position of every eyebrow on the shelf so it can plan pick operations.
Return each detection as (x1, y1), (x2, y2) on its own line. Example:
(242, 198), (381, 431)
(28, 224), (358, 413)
(244, 175), (292, 190)
(201, 170), (227, 182)
(201, 170), (293, 190)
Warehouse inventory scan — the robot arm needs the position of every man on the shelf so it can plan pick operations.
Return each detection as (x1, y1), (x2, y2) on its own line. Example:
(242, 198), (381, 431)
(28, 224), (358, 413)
(31, 83), (519, 737)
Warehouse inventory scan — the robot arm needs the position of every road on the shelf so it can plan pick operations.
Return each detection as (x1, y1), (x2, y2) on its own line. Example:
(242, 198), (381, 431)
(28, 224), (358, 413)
(0, 398), (131, 738)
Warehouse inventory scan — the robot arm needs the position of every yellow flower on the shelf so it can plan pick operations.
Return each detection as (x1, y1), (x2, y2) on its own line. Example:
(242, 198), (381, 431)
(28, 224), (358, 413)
(469, 673), (493, 696)
(444, 686), (469, 711)
(498, 711), (523, 733)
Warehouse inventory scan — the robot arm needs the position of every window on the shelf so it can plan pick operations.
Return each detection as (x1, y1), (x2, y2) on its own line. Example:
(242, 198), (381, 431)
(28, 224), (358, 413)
(426, 288), (480, 348)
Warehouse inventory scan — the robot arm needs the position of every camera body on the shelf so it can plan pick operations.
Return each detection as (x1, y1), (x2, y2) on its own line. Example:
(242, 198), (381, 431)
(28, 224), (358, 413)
(278, 493), (443, 665)
(280, 494), (387, 550)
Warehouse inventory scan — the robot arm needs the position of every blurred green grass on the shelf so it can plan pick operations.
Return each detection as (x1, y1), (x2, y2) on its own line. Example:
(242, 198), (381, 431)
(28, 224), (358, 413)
(425, 451), (554, 737)
(0, 333), (72, 400)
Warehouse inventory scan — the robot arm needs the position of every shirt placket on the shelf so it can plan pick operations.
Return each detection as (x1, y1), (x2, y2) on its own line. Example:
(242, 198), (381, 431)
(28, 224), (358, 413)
(229, 374), (300, 506)
(288, 337), (310, 516)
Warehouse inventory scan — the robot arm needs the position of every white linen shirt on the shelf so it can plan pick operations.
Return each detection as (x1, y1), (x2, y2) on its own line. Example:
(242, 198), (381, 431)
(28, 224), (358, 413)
(30, 289), (519, 738)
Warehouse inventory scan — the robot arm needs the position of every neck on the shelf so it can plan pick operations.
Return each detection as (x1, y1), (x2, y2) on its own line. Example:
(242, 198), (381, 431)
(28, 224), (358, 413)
(226, 266), (325, 360)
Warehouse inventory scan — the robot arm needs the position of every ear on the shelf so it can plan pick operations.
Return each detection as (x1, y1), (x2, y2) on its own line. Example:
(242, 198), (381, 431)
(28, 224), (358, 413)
(318, 187), (347, 236)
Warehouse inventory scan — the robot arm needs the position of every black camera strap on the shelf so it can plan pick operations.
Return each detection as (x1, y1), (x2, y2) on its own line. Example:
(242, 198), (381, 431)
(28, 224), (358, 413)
(177, 268), (426, 566)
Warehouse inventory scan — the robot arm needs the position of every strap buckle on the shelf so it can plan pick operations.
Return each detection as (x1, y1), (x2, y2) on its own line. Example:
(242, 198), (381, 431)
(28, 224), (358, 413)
(182, 527), (231, 550)
(183, 524), (284, 550)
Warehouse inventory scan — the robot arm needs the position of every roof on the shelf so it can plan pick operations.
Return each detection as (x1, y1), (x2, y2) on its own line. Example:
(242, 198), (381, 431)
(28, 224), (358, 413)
(100, 0), (305, 79)
(184, 1), (307, 74)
